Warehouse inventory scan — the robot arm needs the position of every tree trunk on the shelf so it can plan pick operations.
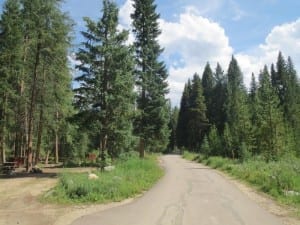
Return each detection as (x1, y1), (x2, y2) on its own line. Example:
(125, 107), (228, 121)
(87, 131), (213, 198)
(35, 68), (46, 165)
(55, 132), (59, 164)
(99, 134), (107, 171)
(26, 40), (41, 172)
(35, 107), (44, 165)
(55, 111), (59, 164)
(139, 137), (145, 158)
(0, 95), (8, 164)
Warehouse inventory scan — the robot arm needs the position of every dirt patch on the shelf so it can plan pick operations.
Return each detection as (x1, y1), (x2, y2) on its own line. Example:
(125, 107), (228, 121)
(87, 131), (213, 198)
(0, 168), (134, 225)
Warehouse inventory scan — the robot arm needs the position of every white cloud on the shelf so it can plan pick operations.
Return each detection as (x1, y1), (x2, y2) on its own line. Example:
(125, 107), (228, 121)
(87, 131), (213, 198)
(236, 18), (300, 86)
(119, 0), (134, 29)
(159, 6), (233, 105)
(117, 1), (300, 106)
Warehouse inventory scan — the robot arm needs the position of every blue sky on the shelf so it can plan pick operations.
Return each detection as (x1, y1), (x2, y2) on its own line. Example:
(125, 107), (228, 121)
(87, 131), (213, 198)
(1, 0), (299, 106)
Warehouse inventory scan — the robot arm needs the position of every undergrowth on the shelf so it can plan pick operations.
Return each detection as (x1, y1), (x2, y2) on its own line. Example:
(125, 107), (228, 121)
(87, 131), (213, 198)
(43, 153), (163, 204)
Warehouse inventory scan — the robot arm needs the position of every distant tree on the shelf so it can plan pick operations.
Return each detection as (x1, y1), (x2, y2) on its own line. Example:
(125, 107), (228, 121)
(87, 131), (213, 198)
(168, 106), (179, 152)
(187, 74), (208, 151)
(176, 81), (192, 149)
(207, 125), (222, 156)
(257, 65), (286, 160)
(131, 0), (170, 156)
(225, 56), (252, 158)
(202, 62), (215, 126)
(75, 0), (135, 168)
(211, 63), (227, 132)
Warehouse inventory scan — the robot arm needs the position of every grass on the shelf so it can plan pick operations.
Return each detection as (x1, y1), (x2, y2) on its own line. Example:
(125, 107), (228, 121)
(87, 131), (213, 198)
(43, 153), (164, 204)
(182, 151), (300, 216)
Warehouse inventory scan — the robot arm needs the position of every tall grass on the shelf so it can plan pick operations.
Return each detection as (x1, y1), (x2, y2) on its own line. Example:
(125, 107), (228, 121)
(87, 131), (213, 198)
(44, 154), (164, 204)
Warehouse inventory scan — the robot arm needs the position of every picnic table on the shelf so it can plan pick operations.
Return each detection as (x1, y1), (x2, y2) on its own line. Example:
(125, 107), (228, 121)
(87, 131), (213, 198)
(1, 161), (17, 175)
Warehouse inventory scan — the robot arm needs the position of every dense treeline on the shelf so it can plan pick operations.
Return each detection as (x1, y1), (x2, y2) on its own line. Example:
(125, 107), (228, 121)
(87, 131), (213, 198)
(0, 0), (73, 171)
(175, 53), (300, 161)
(0, 0), (170, 170)
(0, 0), (299, 172)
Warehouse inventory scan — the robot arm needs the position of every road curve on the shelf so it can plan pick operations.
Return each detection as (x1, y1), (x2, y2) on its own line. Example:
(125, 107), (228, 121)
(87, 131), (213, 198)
(71, 155), (284, 225)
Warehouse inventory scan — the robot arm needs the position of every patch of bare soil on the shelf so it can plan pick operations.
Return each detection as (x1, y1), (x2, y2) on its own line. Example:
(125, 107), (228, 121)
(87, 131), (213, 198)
(0, 167), (133, 225)
(216, 170), (300, 225)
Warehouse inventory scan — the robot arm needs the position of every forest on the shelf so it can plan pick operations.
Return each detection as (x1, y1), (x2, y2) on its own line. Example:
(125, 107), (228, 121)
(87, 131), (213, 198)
(0, 0), (299, 174)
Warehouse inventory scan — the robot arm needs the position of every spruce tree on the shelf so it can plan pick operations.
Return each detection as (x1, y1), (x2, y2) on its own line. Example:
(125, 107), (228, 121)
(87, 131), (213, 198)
(75, 0), (135, 167)
(225, 56), (252, 158)
(212, 63), (226, 132)
(188, 74), (208, 151)
(176, 81), (192, 149)
(0, 0), (23, 163)
(168, 106), (179, 153)
(131, 0), (170, 156)
(202, 62), (215, 127)
(257, 65), (286, 160)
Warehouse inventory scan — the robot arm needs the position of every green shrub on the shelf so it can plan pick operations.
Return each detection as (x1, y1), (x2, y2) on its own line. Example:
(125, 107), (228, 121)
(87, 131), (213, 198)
(44, 155), (163, 204)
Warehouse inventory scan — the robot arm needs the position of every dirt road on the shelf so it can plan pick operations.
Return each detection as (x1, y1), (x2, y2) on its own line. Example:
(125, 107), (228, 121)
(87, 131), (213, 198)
(72, 155), (288, 225)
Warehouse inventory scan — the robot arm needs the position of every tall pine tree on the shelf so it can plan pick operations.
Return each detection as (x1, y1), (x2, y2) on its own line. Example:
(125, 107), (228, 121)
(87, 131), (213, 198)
(0, 0), (23, 163)
(225, 56), (252, 158)
(176, 81), (192, 149)
(131, 0), (169, 156)
(75, 0), (135, 167)
(187, 74), (208, 151)
(202, 62), (215, 127)
(257, 65), (286, 160)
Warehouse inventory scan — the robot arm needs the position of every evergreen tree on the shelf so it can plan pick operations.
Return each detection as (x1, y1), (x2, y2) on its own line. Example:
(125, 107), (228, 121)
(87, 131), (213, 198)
(285, 57), (300, 155)
(257, 65), (286, 160)
(0, 0), (23, 163)
(20, 0), (73, 171)
(176, 81), (192, 149)
(207, 125), (222, 156)
(225, 56), (252, 158)
(131, 0), (170, 156)
(211, 63), (226, 132)
(248, 73), (259, 154)
(187, 74), (208, 151)
(202, 62), (215, 125)
(75, 0), (135, 168)
(168, 106), (179, 153)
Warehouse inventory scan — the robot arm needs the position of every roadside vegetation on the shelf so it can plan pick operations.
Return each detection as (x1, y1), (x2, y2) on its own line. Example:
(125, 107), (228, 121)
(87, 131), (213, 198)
(183, 152), (300, 216)
(44, 153), (163, 204)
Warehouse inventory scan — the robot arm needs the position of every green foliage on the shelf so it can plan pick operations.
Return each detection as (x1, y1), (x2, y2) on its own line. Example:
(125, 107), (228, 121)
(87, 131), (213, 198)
(176, 74), (208, 151)
(200, 136), (210, 157)
(74, 0), (136, 165)
(44, 155), (164, 204)
(131, 0), (170, 153)
(167, 106), (179, 153)
(225, 56), (252, 158)
(182, 151), (199, 161)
